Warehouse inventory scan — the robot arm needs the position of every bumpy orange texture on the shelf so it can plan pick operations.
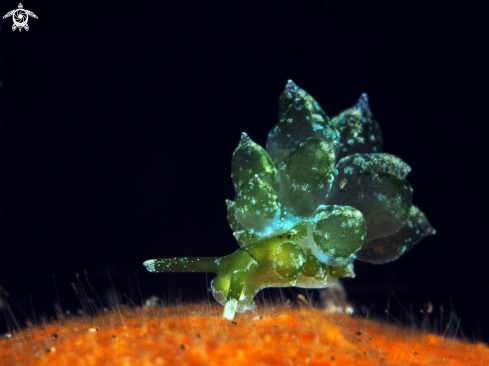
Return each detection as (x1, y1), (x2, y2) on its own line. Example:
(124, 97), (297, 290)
(0, 304), (486, 365)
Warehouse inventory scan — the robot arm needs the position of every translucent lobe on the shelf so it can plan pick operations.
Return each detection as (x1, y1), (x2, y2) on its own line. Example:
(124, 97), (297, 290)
(301, 254), (327, 281)
(332, 93), (383, 160)
(272, 241), (306, 280)
(266, 80), (339, 167)
(342, 153), (411, 180)
(281, 138), (336, 184)
(231, 132), (276, 192)
(356, 205), (436, 264)
(235, 175), (281, 235)
(332, 155), (413, 241)
(225, 199), (244, 232)
(295, 271), (338, 289)
(277, 138), (337, 217)
(226, 199), (262, 246)
(232, 230), (259, 247)
(288, 219), (309, 238)
(307, 205), (367, 266)
(287, 220), (309, 244)
(327, 262), (355, 278)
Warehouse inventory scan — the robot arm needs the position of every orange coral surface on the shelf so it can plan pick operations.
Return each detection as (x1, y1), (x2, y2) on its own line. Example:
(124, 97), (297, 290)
(0, 304), (486, 366)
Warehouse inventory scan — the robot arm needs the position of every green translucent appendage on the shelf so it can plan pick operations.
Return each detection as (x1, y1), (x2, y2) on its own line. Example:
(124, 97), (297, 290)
(225, 199), (258, 246)
(301, 255), (327, 281)
(235, 175), (281, 236)
(272, 241), (306, 279)
(277, 138), (337, 217)
(331, 154), (413, 241)
(356, 205), (436, 264)
(225, 199), (244, 232)
(144, 80), (435, 321)
(340, 153), (411, 180)
(307, 205), (366, 266)
(266, 80), (339, 167)
(327, 262), (355, 278)
(332, 93), (383, 161)
(231, 132), (276, 192)
(232, 229), (258, 247)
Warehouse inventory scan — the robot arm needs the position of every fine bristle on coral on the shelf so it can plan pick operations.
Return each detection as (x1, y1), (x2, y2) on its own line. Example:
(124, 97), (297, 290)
(1, 304), (486, 365)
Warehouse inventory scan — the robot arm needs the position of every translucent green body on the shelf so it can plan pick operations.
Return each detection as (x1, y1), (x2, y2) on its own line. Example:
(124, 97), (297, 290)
(144, 80), (435, 320)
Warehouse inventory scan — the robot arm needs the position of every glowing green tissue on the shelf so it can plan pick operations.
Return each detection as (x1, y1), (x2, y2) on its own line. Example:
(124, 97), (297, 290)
(277, 138), (337, 217)
(143, 80), (435, 321)
(307, 205), (367, 266)
(235, 174), (281, 236)
(266, 80), (340, 166)
(231, 132), (276, 192)
(332, 93), (383, 160)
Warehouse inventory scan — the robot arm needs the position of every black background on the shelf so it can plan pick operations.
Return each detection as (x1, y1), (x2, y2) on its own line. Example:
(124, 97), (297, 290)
(1, 0), (487, 342)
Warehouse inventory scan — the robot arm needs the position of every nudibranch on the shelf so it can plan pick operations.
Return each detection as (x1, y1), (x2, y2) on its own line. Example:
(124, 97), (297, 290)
(143, 80), (435, 321)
